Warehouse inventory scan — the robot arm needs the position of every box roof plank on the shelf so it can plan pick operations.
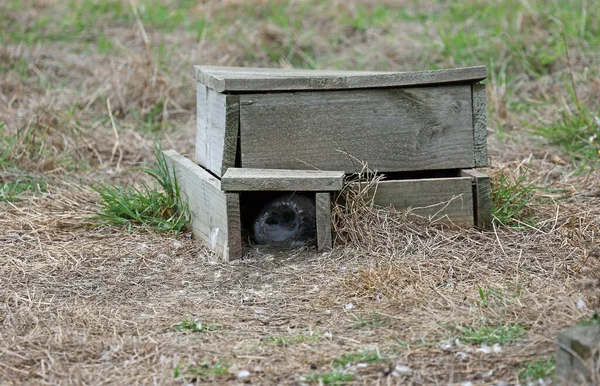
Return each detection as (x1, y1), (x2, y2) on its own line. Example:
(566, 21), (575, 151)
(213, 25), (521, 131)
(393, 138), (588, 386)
(195, 65), (487, 93)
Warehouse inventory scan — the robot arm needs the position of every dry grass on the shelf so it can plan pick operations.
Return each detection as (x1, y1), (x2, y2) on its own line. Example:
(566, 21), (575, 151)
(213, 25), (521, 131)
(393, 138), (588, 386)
(1, 0), (600, 384)
(2, 180), (599, 384)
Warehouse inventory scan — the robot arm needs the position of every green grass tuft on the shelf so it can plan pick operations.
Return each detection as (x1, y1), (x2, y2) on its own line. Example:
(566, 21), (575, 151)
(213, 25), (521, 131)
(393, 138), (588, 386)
(174, 360), (229, 380)
(0, 122), (17, 168)
(491, 166), (538, 228)
(333, 349), (383, 367)
(449, 324), (528, 345)
(352, 313), (389, 329)
(129, 100), (169, 134)
(518, 356), (555, 383)
(92, 143), (189, 233)
(265, 332), (320, 347)
(173, 319), (221, 333)
(577, 311), (600, 326)
(304, 370), (354, 384)
(1, 176), (47, 202)
(475, 282), (522, 308)
(534, 108), (600, 161)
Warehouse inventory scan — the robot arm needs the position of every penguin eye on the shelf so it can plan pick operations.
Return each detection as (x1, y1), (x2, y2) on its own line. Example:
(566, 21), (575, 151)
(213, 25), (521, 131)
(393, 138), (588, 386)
(265, 217), (279, 225)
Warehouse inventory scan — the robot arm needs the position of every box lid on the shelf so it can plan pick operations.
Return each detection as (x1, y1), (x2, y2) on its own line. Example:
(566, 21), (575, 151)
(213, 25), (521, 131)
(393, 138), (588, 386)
(194, 65), (486, 93)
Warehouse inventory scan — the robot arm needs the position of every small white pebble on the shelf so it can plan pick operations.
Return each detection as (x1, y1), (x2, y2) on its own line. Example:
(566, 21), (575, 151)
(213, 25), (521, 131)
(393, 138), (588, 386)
(476, 344), (492, 354)
(461, 382), (473, 386)
(340, 266), (347, 272)
(356, 363), (368, 368)
(492, 343), (502, 353)
(236, 370), (250, 379)
(173, 240), (183, 249)
(456, 352), (469, 361)
(482, 370), (494, 378)
(577, 298), (587, 309)
(393, 364), (411, 375)
(345, 303), (354, 310)
(323, 331), (333, 339)
(440, 341), (453, 351)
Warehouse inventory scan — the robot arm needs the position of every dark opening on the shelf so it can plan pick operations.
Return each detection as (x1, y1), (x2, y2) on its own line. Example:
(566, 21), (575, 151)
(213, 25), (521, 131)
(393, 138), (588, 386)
(240, 191), (316, 247)
(371, 168), (463, 181)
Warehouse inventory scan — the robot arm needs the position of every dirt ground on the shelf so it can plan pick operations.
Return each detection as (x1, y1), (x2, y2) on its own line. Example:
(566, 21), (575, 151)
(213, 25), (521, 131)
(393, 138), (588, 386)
(1, 1), (599, 385)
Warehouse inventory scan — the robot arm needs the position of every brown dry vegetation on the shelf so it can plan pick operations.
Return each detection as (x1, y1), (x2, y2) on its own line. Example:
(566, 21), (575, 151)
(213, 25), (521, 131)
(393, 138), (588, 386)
(1, 0), (600, 385)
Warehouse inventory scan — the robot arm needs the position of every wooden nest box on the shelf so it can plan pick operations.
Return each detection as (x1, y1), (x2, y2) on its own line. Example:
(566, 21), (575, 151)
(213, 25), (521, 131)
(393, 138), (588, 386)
(165, 65), (491, 261)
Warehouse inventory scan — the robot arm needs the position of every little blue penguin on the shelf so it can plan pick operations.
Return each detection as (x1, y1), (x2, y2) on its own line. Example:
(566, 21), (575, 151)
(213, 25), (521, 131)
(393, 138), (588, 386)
(252, 194), (316, 246)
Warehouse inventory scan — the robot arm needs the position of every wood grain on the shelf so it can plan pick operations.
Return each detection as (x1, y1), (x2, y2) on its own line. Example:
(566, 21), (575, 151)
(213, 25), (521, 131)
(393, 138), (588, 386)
(472, 83), (489, 167)
(194, 83), (208, 167)
(240, 86), (474, 173)
(460, 169), (492, 229)
(194, 85), (239, 177)
(164, 150), (243, 261)
(225, 192), (243, 258)
(195, 65), (487, 92)
(315, 193), (332, 252)
(365, 177), (474, 227)
(221, 168), (345, 191)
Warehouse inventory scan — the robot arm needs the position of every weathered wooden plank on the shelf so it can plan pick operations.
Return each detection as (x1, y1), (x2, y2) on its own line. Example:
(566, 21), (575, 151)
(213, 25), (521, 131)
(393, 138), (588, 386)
(315, 192), (332, 252)
(194, 87), (239, 177)
(366, 177), (474, 226)
(461, 169), (492, 229)
(195, 65), (487, 92)
(225, 192), (242, 259)
(194, 83), (208, 167)
(219, 93), (240, 176)
(472, 83), (488, 167)
(240, 86), (474, 173)
(164, 150), (243, 261)
(221, 168), (345, 192)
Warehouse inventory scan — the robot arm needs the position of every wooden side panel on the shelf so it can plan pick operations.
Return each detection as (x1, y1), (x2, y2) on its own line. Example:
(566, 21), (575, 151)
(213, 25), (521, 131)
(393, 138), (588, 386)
(472, 83), (489, 168)
(194, 83), (208, 167)
(216, 93), (240, 176)
(225, 192), (243, 259)
(461, 169), (492, 229)
(221, 168), (345, 192)
(367, 177), (474, 227)
(164, 150), (243, 261)
(194, 85), (239, 177)
(240, 86), (474, 173)
(315, 193), (332, 252)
